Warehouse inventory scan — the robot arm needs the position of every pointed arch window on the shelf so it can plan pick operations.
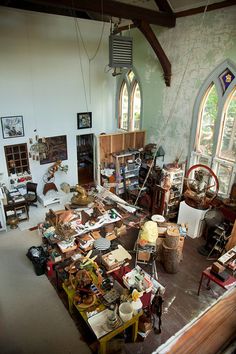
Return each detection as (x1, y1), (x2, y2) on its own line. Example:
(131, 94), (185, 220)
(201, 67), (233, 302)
(190, 61), (236, 197)
(117, 69), (142, 131)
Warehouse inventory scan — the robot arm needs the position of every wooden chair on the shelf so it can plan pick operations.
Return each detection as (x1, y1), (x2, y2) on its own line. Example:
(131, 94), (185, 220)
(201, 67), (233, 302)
(25, 182), (38, 207)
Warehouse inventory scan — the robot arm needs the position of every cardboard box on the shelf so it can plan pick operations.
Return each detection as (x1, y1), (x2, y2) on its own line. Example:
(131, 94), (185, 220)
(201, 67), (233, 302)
(138, 251), (150, 262)
(212, 262), (225, 274)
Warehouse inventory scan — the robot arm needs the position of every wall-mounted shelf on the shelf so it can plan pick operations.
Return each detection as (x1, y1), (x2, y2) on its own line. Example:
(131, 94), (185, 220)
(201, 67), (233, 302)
(4, 143), (30, 176)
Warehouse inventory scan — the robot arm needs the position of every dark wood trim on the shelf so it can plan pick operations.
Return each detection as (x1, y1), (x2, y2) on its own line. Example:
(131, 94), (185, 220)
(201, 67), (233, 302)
(154, 0), (173, 13)
(176, 0), (236, 18)
(1, 0), (176, 27)
(0, 0), (92, 20)
(134, 20), (171, 87)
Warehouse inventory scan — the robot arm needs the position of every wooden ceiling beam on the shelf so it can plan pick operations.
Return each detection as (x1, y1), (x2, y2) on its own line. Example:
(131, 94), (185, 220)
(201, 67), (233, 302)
(134, 20), (171, 87)
(17, 0), (176, 27)
(154, 0), (173, 13)
(0, 0), (92, 20)
(176, 0), (236, 18)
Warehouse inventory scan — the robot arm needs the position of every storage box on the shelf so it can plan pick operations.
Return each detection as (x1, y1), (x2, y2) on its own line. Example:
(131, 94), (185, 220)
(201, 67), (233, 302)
(211, 262), (225, 274)
(138, 251), (150, 262)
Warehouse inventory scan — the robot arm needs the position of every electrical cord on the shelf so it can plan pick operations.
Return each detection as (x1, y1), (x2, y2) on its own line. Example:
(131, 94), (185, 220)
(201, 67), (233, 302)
(134, 0), (210, 207)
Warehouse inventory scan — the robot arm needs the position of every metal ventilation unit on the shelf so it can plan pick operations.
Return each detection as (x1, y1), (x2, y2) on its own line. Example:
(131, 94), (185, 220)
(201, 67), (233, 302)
(109, 34), (133, 69)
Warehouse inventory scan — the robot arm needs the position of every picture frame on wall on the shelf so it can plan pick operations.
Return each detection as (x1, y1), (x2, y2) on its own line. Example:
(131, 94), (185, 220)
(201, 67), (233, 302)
(77, 112), (92, 129)
(1, 115), (25, 139)
(39, 135), (68, 165)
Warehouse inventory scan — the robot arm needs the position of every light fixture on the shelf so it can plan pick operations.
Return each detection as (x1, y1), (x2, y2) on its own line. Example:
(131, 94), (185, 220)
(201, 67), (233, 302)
(29, 135), (48, 161)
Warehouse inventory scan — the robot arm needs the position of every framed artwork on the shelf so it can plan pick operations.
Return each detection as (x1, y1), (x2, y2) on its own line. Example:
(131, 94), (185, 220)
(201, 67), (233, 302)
(1, 115), (24, 139)
(77, 112), (92, 129)
(40, 135), (68, 165)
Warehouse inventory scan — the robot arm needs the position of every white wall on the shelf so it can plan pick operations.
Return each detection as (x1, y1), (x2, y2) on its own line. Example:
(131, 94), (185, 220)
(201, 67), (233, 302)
(131, 6), (236, 164)
(0, 7), (116, 193)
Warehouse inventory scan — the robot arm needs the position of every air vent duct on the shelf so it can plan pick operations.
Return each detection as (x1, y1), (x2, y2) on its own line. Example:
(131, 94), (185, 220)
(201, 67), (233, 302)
(109, 34), (133, 69)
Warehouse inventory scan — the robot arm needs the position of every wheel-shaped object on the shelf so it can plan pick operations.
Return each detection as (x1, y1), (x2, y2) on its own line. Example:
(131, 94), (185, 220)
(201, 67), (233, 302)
(185, 164), (219, 209)
(186, 164), (219, 196)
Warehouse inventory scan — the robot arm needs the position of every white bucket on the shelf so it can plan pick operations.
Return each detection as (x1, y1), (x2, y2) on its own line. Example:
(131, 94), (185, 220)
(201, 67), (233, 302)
(119, 302), (133, 322)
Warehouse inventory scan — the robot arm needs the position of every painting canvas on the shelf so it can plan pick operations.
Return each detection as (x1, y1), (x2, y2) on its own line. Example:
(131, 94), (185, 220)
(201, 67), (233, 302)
(40, 135), (68, 165)
(1, 116), (24, 138)
(77, 112), (92, 129)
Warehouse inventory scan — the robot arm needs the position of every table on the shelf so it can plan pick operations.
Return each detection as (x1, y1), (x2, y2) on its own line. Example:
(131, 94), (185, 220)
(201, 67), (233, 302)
(197, 266), (236, 296)
(62, 283), (142, 354)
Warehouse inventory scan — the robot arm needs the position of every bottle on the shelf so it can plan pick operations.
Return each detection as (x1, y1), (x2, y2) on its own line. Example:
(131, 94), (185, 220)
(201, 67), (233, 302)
(132, 298), (143, 315)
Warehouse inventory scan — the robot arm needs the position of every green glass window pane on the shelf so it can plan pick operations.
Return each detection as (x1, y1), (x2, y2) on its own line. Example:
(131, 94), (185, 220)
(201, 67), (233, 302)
(198, 156), (211, 167)
(128, 71), (134, 83)
(120, 83), (129, 130)
(198, 84), (218, 156)
(132, 83), (141, 131)
(217, 163), (233, 195)
(219, 89), (236, 162)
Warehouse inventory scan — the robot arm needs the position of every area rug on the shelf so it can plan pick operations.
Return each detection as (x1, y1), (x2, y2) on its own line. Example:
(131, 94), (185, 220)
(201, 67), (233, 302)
(18, 220), (38, 231)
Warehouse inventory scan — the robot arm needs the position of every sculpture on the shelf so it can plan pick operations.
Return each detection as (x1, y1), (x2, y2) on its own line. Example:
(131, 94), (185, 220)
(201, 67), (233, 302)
(70, 184), (93, 206)
(184, 164), (219, 209)
(43, 160), (68, 183)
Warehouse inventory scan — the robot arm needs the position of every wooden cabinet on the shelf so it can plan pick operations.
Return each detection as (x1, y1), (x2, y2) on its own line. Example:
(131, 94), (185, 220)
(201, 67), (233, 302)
(97, 130), (145, 187)
(4, 143), (30, 176)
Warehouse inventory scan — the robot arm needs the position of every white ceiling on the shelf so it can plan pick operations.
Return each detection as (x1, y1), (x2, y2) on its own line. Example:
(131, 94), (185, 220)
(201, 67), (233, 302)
(113, 0), (224, 12)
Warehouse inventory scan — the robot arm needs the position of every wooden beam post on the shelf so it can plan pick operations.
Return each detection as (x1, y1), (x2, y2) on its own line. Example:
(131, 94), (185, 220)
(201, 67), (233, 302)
(134, 20), (171, 87)
(22, 0), (176, 27)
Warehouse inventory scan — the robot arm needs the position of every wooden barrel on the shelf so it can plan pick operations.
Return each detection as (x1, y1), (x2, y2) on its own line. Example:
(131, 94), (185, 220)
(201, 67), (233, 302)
(162, 243), (179, 274)
(164, 228), (180, 248)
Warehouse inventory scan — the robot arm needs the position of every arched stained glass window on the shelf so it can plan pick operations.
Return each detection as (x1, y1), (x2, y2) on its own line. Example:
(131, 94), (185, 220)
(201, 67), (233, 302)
(119, 82), (129, 130)
(190, 60), (236, 197)
(117, 69), (142, 131)
(197, 84), (218, 156)
(218, 88), (236, 162)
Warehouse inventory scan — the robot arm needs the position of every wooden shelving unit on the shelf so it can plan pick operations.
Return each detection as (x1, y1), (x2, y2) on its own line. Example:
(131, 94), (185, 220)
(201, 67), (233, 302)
(4, 143), (30, 175)
(98, 131), (145, 165)
(97, 130), (145, 185)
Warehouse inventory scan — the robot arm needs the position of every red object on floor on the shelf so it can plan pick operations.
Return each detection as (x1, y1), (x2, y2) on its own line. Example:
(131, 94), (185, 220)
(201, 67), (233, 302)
(197, 266), (236, 296)
(46, 259), (54, 277)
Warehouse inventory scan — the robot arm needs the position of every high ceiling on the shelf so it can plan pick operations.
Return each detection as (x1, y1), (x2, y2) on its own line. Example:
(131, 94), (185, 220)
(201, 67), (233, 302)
(0, 0), (234, 25)
(0, 0), (234, 86)
(114, 0), (226, 13)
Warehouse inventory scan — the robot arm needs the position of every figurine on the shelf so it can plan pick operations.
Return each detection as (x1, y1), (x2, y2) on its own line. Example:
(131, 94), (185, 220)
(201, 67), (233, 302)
(70, 184), (93, 206)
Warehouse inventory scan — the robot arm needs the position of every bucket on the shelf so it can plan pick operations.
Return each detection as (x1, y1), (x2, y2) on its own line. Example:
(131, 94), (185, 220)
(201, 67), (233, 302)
(119, 302), (133, 322)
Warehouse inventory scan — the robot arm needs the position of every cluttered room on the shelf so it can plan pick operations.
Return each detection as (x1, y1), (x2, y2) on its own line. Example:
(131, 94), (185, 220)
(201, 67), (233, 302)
(0, 2), (236, 354)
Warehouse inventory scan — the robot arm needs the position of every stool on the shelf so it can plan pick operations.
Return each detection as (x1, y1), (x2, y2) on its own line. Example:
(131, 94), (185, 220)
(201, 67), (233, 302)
(197, 266), (236, 296)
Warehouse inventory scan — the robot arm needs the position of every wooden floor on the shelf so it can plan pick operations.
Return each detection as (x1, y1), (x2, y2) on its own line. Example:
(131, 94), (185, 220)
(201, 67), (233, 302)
(51, 230), (233, 354)
(117, 232), (226, 354)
